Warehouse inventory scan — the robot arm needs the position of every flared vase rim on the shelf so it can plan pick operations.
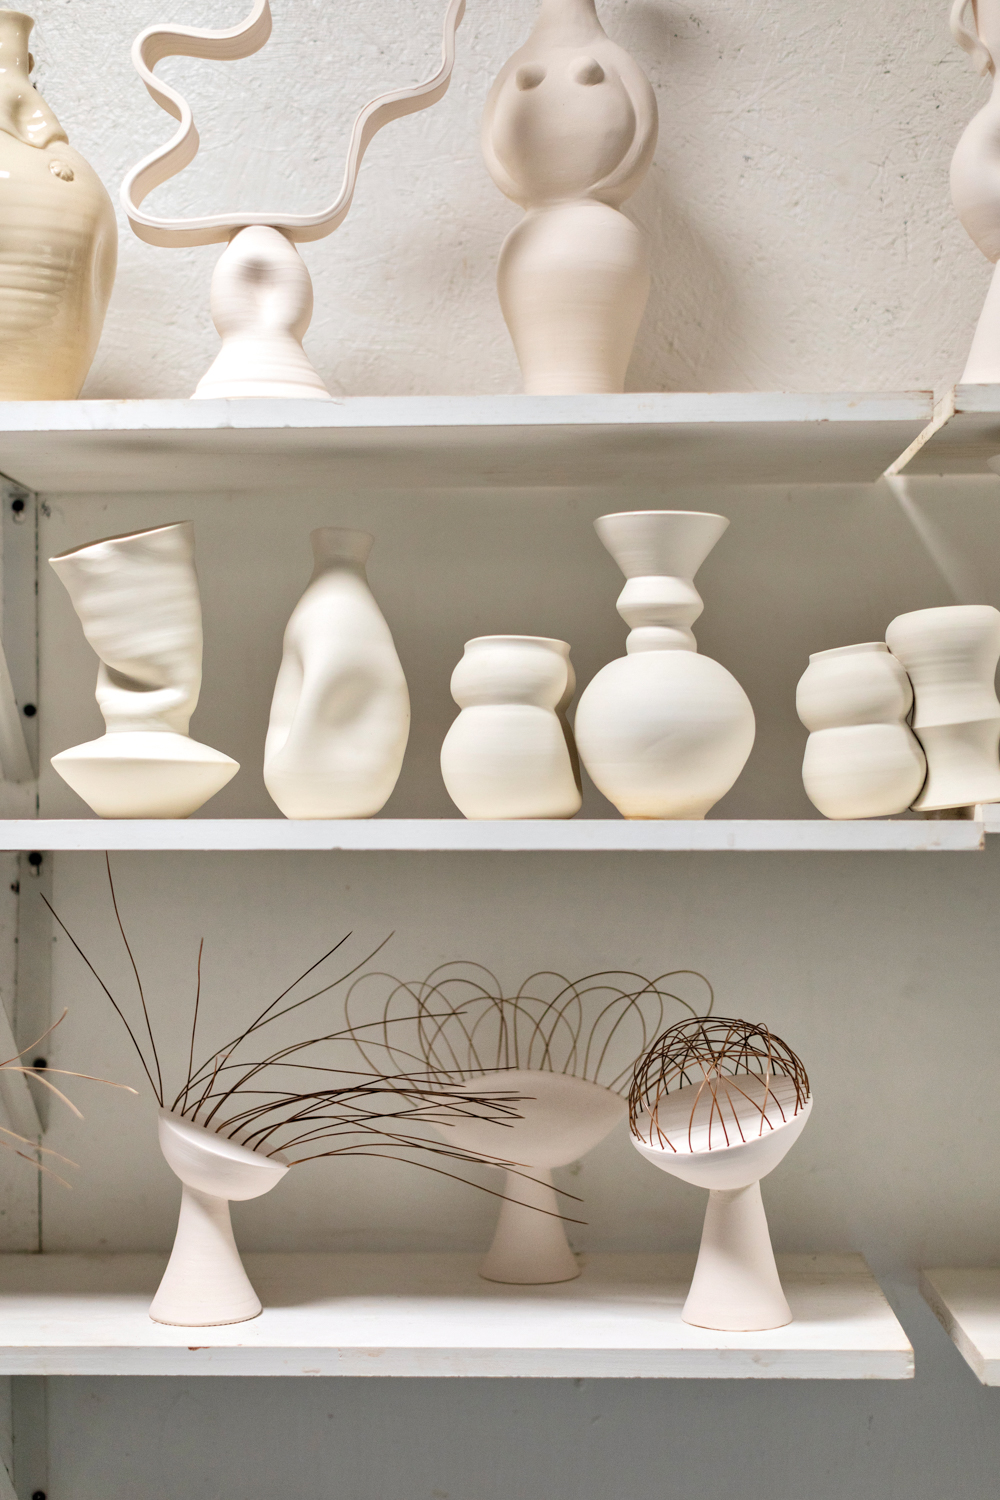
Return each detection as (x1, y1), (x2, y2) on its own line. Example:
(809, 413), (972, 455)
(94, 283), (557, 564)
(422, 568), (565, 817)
(50, 520), (192, 563)
(159, 1108), (289, 1170)
(595, 510), (729, 524)
(463, 634), (571, 653)
(807, 641), (888, 662)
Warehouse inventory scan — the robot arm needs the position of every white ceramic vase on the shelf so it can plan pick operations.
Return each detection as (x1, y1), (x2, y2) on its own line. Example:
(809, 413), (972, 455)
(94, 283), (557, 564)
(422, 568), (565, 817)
(796, 642), (926, 819)
(440, 636), (581, 819)
(482, 0), (657, 393)
(49, 523), (238, 818)
(435, 1071), (625, 1283)
(264, 529), (410, 819)
(951, 0), (1000, 379)
(0, 10), (117, 398)
(632, 1074), (813, 1332)
(150, 1112), (288, 1327)
(574, 512), (755, 818)
(884, 604), (1000, 812)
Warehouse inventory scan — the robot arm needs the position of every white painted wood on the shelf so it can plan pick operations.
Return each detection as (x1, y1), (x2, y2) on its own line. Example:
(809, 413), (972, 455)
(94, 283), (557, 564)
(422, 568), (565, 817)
(0, 1252), (911, 1379)
(0, 818), (982, 852)
(920, 1269), (1000, 1384)
(0, 394), (932, 493)
(890, 384), (1000, 475)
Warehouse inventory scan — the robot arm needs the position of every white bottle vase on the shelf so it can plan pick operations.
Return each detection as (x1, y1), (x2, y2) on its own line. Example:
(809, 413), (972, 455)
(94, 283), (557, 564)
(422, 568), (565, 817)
(264, 528), (410, 819)
(796, 642), (926, 819)
(150, 1112), (288, 1327)
(49, 523), (239, 818)
(574, 512), (755, 818)
(440, 636), (582, 819)
(631, 1075), (813, 1332)
(885, 604), (1000, 812)
(0, 10), (117, 398)
(951, 0), (1000, 379)
(482, 0), (657, 393)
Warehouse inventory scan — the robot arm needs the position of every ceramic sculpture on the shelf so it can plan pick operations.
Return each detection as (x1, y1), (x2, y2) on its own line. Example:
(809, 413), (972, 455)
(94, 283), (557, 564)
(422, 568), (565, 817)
(264, 529), (409, 819)
(482, 0), (657, 393)
(440, 636), (581, 819)
(49, 523), (238, 818)
(885, 604), (1000, 812)
(574, 512), (755, 818)
(630, 1017), (812, 1332)
(346, 962), (713, 1283)
(121, 0), (465, 398)
(951, 0), (1000, 380)
(796, 642), (926, 819)
(0, 9), (117, 399)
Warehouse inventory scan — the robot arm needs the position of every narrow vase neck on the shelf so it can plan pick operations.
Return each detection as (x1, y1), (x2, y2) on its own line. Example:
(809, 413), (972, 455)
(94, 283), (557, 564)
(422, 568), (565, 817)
(530, 0), (604, 45)
(0, 12), (65, 147)
(309, 528), (372, 582)
(618, 574), (702, 653)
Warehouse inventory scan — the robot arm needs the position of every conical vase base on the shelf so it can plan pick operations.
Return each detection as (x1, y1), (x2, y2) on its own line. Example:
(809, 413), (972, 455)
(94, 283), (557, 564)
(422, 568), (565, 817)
(52, 731), (238, 818)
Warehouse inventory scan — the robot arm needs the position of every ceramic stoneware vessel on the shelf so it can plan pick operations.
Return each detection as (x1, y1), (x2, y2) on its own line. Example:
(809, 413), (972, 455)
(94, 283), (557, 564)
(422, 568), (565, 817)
(0, 10), (117, 398)
(574, 512), (755, 818)
(796, 642), (926, 819)
(951, 0), (1000, 379)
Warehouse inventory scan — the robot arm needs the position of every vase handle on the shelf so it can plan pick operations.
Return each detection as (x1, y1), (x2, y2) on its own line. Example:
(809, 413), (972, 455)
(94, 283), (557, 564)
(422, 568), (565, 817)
(951, 0), (994, 76)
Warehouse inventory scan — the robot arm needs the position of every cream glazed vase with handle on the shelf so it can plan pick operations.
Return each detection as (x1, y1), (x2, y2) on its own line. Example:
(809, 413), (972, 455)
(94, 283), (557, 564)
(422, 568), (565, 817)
(49, 523), (238, 818)
(950, 0), (1000, 379)
(264, 529), (410, 819)
(482, 0), (657, 393)
(574, 512), (755, 818)
(885, 604), (1000, 812)
(0, 10), (117, 398)
(440, 636), (582, 819)
(796, 642), (926, 819)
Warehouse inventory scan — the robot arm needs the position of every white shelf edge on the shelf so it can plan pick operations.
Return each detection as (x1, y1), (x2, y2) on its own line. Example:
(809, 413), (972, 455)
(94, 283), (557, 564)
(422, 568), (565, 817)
(921, 1269), (1000, 1385)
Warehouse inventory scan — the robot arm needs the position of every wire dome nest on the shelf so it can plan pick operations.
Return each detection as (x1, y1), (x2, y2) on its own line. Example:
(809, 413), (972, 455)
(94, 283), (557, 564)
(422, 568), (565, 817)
(628, 1016), (810, 1153)
(343, 962), (714, 1094)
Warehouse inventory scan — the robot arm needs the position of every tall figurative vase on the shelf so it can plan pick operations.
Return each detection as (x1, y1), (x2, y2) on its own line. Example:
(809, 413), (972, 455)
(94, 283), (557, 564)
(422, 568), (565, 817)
(951, 0), (1000, 379)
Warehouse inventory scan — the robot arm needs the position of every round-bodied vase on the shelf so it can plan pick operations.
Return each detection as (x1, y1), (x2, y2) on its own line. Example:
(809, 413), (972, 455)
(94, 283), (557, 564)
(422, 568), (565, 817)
(150, 1112), (288, 1326)
(49, 523), (238, 817)
(264, 528), (410, 819)
(574, 512), (755, 818)
(796, 642), (926, 819)
(885, 604), (1000, 811)
(0, 10), (117, 398)
(440, 636), (582, 819)
(435, 1071), (625, 1284)
(951, 0), (1000, 380)
(632, 1074), (812, 1331)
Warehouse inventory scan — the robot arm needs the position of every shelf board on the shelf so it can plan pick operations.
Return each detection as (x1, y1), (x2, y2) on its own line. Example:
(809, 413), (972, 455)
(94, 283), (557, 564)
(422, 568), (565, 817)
(921, 1269), (1000, 1384)
(0, 818), (984, 852)
(889, 384), (1000, 475)
(0, 393), (932, 492)
(0, 1252), (911, 1379)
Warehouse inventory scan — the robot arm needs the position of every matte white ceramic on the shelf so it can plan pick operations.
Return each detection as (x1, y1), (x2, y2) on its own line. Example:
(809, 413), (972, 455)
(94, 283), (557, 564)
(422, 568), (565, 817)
(951, 0), (1000, 379)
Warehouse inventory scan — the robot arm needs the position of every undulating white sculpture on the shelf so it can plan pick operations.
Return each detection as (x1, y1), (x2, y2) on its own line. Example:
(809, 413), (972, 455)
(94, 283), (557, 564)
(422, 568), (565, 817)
(150, 1111), (288, 1326)
(0, 9), (117, 398)
(121, 0), (465, 398)
(440, 636), (582, 819)
(630, 1017), (812, 1333)
(796, 642), (926, 819)
(482, 0), (657, 393)
(264, 529), (409, 819)
(574, 512), (755, 818)
(885, 604), (1000, 812)
(49, 523), (238, 818)
(951, 0), (1000, 380)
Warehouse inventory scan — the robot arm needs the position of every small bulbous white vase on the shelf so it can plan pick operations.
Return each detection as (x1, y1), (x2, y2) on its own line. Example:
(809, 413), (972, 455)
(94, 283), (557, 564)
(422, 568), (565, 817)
(435, 1071), (625, 1284)
(574, 512), (755, 818)
(632, 1075), (812, 1332)
(49, 523), (239, 818)
(440, 636), (582, 819)
(264, 528), (410, 819)
(150, 1112), (288, 1327)
(885, 604), (1000, 812)
(796, 642), (926, 819)
(951, 0), (1000, 380)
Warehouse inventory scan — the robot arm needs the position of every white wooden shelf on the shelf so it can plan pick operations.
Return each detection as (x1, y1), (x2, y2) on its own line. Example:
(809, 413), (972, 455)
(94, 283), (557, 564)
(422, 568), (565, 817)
(889, 384), (1000, 475)
(0, 393), (932, 492)
(0, 1252), (911, 1379)
(0, 818), (984, 852)
(921, 1269), (1000, 1384)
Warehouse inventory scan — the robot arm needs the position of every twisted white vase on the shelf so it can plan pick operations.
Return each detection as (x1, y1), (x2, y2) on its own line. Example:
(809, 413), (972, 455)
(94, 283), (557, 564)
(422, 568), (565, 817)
(440, 636), (581, 819)
(150, 1112), (288, 1326)
(49, 523), (238, 818)
(951, 0), (1000, 379)
(796, 642), (926, 819)
(574, 512), (755, 818)
(482, 0), (657, 393)
(264, 529), (410, 819)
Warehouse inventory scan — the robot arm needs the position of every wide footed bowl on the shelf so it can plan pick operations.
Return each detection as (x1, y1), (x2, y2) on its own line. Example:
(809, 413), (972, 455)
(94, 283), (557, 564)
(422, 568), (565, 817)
(434, 1071), (626, 1169)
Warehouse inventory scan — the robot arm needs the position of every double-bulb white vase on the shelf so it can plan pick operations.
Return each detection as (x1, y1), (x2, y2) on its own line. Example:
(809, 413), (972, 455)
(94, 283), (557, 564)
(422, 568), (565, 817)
(574, 512), (755, 818)
(264, 529), (410, 819)
(796, 642), (926, 819)
(440, 636), (581, 819)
